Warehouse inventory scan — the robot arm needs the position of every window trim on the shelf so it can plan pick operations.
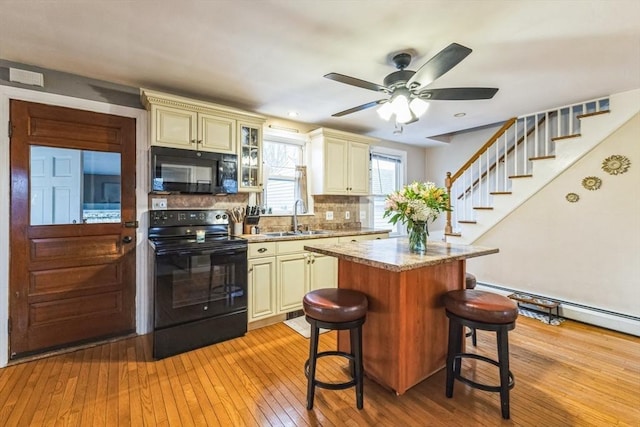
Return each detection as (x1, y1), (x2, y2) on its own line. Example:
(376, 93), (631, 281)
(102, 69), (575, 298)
(262, 129), (311, 215)
(369, 146), (407, 236)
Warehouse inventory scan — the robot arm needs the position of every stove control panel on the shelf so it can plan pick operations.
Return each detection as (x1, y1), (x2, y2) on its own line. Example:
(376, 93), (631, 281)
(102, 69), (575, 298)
(150, 209), (229, 227)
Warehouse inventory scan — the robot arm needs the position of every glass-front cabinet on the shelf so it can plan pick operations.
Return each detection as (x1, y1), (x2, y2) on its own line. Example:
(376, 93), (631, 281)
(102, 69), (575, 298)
(238, 122), (263, 192)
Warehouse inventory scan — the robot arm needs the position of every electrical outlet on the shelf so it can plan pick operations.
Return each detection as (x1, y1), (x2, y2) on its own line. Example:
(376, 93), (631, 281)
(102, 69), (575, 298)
(325, 211), (334, 220)
(345, 211), (350, 220)
(152, 198), (167, 210)
(360, 210), (366, 220)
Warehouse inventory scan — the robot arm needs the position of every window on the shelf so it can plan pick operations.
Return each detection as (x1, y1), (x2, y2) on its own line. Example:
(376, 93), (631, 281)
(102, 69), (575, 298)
(263, 138), (305, 214)
(370, 148), (406, 235)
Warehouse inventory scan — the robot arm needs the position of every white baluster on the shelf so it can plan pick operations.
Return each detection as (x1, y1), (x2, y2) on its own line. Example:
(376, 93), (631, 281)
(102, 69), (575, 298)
(545, 112), (549, 156)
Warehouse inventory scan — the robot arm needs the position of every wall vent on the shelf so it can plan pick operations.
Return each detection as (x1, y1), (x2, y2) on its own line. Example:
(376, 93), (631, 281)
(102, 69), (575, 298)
(9, 68), (44, 87)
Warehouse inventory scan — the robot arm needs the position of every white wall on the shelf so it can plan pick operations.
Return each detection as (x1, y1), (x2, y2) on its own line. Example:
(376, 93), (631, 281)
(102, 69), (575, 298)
(466, 115), (639, 327)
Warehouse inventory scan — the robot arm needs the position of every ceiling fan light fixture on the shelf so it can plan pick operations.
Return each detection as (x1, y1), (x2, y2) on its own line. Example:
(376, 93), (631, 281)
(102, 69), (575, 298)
(377, 101), (394, 121)
(391, 93), (412, 123)
(409, 97), (429, 117)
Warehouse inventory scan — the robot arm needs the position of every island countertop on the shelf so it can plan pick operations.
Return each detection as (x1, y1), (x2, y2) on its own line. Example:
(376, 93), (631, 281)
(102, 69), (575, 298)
(304, 238), (499, 272)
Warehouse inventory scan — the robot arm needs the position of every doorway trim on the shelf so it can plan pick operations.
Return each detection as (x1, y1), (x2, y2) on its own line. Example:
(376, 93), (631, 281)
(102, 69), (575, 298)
(0, 86), (149, 367)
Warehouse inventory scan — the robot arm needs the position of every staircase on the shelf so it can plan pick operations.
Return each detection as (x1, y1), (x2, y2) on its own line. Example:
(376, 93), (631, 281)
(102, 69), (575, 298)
(445, 89), (640, 244)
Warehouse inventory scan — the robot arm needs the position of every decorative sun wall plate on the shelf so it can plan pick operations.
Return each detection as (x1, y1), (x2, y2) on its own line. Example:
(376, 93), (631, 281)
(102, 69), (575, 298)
(582, 176), (602, 191)
(565, 193), (579, 203)
(602, 154), (631, 175)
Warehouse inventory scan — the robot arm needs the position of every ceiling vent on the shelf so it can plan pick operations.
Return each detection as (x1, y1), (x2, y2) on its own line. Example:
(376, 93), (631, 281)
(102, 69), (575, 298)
(9, 68), (44, 87)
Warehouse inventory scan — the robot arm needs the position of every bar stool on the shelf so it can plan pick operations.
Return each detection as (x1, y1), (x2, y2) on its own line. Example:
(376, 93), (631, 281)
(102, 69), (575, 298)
(303, 288), (368, 410)
(444, 289), (518, 419)
(465, 273), (478, 346)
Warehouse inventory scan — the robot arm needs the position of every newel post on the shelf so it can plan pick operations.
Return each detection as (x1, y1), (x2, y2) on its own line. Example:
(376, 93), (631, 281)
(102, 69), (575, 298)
(445, 172), (453, 235)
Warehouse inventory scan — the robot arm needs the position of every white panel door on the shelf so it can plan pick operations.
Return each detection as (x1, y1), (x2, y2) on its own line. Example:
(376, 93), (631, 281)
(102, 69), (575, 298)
(30, 146), (82, 225)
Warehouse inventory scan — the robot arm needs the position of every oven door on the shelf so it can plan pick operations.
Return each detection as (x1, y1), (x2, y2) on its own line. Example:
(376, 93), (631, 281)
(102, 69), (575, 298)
(154, 245), (247, 329)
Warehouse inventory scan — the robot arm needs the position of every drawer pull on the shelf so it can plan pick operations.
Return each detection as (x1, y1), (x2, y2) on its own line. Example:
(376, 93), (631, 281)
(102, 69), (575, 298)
(258, 248), (268, 253)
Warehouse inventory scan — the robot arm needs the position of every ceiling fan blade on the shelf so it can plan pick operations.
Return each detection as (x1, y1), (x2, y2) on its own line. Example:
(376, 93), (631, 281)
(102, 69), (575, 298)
(406, 43), (473, 88)
(324, 73), (389, 93)
(419, 87), (499, 100)
(332, 99), (387, 117)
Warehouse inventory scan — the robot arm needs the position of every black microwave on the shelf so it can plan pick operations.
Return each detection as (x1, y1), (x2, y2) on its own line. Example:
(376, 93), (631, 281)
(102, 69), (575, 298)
(150, 146), (238, 194)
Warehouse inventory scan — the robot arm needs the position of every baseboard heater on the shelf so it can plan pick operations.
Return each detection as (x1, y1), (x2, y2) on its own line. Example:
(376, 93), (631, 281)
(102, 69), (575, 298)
(476, 281), (640, 336)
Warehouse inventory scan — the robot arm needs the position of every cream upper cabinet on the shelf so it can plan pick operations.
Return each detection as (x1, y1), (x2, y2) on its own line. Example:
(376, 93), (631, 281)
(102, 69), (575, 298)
(199, 113), (236, 153)
(238, 121), (263, 192)
(309, 128), (377, 196)
(149, 103), (235, 153)
(141, 89), (265, 159)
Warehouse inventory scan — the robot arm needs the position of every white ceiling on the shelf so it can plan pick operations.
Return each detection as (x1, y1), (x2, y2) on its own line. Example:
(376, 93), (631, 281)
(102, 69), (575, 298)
(1, 0), (639, 147)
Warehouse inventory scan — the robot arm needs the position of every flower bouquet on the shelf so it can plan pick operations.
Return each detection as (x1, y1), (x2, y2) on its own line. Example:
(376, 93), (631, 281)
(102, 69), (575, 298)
(383, 181), (451, 253)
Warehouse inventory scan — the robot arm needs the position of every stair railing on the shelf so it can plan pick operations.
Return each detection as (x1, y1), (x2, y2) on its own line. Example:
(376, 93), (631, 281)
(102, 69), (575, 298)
(445, 97), (609, 236)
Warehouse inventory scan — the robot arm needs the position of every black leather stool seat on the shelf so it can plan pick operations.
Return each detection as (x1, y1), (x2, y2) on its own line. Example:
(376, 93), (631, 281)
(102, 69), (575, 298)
(303, 288), (368, 323)
(303, 288), (368, 411)
(444, 289), (518, 420)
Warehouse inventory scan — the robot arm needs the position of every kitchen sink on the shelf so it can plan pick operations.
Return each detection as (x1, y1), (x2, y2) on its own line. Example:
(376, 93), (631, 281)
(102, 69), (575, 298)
(298, 230), (330, 235)
(263, 231), (298, 237)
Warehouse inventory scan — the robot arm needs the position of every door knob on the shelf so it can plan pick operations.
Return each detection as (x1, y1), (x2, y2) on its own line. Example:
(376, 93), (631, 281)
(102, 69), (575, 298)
(122, 236), (133, 243)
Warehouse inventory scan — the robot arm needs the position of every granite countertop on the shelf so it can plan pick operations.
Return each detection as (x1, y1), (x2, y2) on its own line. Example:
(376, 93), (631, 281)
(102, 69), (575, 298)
(240, 227), (391, 242)
(304, 238), (499, 272)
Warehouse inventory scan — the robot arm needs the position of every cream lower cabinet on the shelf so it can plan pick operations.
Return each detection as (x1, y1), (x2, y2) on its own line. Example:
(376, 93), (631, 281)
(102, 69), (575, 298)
(276, 253), (310, 313)
(248, 237), (340, 323)
(309, 253), (338, 291)
(248, 256), (276, 322)
(247, 242), (277, 322)
(277, 252), (339, 312)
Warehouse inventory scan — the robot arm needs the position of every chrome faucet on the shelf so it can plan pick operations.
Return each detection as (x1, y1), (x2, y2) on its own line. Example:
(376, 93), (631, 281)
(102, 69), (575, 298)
(293, 199), (304, 233)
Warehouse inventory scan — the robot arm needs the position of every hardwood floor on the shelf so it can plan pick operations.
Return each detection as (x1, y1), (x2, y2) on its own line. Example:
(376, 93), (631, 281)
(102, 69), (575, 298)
(1, 315), (638, 426)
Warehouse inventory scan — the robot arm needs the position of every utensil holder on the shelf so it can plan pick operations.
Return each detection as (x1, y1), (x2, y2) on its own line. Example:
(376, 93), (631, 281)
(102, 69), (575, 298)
(233, 222), (244, 236)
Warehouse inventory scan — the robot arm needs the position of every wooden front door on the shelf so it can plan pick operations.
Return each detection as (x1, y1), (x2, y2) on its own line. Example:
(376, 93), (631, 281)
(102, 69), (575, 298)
(9, 100), (137, 359)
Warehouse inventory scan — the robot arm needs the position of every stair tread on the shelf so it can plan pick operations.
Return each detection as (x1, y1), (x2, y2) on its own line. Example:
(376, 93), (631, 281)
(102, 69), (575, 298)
(490, 191), (512, 195)
(552, 133), (581, 141)
(577, 110), (610, 119)
(473, 206), (493, 210)
(445, 232), (462, 237)
(509, 174), (533, 178)
(529, 155), (556, 161)
(458, 220), (477, 224)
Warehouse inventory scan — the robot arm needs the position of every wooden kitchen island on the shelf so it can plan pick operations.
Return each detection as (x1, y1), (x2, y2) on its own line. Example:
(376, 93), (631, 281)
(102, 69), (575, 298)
(304, 238), (498, 395)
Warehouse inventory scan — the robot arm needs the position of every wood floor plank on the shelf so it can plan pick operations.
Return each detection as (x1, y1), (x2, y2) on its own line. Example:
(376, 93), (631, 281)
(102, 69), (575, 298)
(0, 315), (638, 426)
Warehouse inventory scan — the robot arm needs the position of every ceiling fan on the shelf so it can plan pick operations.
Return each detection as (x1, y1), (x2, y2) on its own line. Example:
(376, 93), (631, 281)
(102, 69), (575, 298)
(324, 43), (499, 125)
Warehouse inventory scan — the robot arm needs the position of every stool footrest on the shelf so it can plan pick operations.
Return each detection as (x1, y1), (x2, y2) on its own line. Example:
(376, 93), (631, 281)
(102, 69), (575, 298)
(305, 351), (356, 391)
(453, 353), (515, 393)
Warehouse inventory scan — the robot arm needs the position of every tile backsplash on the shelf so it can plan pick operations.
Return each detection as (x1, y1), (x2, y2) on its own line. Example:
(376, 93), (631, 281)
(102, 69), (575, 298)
(148, 194), (362, 231)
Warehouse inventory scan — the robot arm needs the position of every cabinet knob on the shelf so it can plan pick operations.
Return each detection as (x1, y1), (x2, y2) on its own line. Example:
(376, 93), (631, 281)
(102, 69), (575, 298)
(190, 139), (196, 144)
(257, 247), (267, 253)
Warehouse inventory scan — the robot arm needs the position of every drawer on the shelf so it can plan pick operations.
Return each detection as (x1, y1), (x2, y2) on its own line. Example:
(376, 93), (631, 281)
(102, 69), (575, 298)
(338, 233), (388, 243)
(276, 237), (340, 255)
(248, 242), (277, 258)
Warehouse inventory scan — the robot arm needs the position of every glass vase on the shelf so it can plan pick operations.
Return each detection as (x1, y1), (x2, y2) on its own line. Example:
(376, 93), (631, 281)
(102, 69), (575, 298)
(408, 222), (428, 254)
